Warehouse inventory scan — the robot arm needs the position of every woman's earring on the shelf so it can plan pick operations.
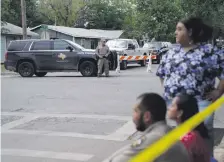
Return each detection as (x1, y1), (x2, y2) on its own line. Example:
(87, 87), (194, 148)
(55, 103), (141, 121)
(177, 111), (183, 119)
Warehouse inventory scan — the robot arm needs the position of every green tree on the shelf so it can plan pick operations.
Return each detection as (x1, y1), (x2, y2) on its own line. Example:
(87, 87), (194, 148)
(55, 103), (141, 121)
(180, 0), (224, 38)
(1, 0), (43, 27)
(136, 0), (184, 42)
(76, 1), (126, 29)
(114, 0), (141, 38)
(38, 0), (85, 27)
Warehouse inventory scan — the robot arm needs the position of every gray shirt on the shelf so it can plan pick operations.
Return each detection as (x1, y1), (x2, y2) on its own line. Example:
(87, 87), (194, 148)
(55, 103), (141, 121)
(103, 121), (191, 162)
(95, 45), (110, 58)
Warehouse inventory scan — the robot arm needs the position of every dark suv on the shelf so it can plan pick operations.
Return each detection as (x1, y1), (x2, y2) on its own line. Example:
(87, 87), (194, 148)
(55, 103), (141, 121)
(4, 39), (117, 77)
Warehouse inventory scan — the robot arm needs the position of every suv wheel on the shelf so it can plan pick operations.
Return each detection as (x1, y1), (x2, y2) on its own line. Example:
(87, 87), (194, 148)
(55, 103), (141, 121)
(120, 60), (127, 70)
(35, 72), (47, 77)
(80, 61), (97, 77)
(18, 62), (35, 77)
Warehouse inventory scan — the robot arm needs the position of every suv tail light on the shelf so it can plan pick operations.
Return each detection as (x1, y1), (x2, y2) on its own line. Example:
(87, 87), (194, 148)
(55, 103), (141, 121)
(5, 52), (8, 60)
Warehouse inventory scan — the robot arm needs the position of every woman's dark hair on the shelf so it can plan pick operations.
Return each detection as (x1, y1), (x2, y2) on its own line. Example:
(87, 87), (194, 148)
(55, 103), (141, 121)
(181, 17), (213, 43)
(176, 93), (209, 139)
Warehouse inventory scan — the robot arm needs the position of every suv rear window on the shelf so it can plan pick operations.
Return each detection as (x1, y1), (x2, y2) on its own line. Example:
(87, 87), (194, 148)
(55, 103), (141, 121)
(31, 41), (51, 50)
(7, 41), (29, 51)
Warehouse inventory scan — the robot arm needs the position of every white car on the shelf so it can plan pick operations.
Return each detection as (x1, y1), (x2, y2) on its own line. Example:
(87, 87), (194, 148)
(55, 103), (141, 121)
(106, 39), (148, 70)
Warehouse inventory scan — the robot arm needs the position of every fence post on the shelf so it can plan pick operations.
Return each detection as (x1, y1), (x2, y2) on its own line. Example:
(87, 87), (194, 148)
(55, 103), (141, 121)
(146, 53), (152, 73)
(116, 55), (120, 73)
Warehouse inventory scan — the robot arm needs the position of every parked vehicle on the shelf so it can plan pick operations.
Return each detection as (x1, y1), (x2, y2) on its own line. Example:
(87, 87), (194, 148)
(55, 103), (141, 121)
(162, 42), (172, 48)
(4, 39), (117, 77)
(143, 41), (172, 64)
(106, 39), (149, 70)
(143, 42), (162, 64)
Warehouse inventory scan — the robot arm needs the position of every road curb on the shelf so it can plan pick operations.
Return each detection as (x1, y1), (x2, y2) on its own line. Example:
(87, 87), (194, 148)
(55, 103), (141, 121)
(214, 137), (224, 162)
(1, 72), (17, 76)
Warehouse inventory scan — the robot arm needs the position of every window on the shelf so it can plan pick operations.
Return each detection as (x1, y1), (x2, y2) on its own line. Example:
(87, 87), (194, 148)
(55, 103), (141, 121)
(91, 40), (97, 49)
(31, 41), (51, 50)
(53, 40), (70, 50)
(81, 39), (85, 48)
(128, 41), (133, 46)
(133, 40), (139, 48)
(7, 41), (29, 51)
(143, 42), (162, 50)
(66, 40), (85, 50)
(106, 40), (127, 48)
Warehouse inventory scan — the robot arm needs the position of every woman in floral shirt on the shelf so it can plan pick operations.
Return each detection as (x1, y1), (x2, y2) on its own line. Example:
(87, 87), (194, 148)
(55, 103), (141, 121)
(156, 17), (224, 156)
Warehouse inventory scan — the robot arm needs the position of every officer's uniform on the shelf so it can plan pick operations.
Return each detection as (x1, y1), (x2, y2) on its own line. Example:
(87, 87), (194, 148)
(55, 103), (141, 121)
(103, 121), (191, 162)
(95, 44), (110, 77)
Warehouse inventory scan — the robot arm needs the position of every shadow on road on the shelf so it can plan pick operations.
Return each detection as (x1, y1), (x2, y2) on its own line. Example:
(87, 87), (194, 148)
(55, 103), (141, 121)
(44, 75), (83, 78)
(2, 64), (158, 78)
(214, 128), (224, 146)
(126, 65), (141, 70)
(37, 65), (143, 78)
(43, 75), (119, 78)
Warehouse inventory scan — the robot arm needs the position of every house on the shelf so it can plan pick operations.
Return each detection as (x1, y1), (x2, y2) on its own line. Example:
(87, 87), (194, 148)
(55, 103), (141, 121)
(30, 24), (124, 49)
(1, 22), (39, 62)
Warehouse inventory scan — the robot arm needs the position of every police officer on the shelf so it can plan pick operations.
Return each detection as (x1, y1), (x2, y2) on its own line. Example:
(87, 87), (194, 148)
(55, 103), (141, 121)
(95, 39), (110, 77)
(103, 93), (191, 162)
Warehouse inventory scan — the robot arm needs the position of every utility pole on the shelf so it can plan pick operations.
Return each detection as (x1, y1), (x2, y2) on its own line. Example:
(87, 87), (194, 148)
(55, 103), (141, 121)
(21, 0), (27, 39)
(55, 16), (57, 26)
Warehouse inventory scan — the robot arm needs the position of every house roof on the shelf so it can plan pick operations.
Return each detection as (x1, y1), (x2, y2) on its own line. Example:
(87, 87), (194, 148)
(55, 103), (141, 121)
(30, 24), (123, 39)
(1, 21), (39, 37)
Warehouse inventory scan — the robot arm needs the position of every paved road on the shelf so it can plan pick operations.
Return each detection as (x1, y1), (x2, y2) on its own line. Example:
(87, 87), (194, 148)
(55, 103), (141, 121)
(1, 64), (224, 162)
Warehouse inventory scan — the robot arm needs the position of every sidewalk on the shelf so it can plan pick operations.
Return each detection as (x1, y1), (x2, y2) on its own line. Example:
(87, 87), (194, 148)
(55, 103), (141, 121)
(214, 136), (224, 162)
(1, 70), (17, 76)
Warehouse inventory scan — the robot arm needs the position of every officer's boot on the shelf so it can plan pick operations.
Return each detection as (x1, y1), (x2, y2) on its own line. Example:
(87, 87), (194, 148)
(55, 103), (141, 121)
(97, 73), (102, 77)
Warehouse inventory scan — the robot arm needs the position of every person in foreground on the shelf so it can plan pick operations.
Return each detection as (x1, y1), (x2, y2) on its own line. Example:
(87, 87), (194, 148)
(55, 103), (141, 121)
(104, 93), (191, 162)
(167, 93), (210, 162)
(156, 17), (224, 155)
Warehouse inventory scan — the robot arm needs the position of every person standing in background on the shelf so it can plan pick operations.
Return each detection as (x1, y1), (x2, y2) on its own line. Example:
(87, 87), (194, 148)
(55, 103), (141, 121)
(156, 17), (224, 156)
(95, 39), (110, 77)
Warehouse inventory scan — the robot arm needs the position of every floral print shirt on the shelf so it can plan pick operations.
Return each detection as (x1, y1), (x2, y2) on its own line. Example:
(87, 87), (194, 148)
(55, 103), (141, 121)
(156, 44), (224, 101)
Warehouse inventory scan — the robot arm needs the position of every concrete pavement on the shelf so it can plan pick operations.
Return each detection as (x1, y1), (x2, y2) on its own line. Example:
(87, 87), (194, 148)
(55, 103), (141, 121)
(1, 64), (224, 162)
(1, 65), (156, 162)
(215, 136), (224, 162)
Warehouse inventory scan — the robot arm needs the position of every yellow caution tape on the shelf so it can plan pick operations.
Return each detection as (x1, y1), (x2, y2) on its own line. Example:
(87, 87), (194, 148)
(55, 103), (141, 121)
(130, 96), (224, 162)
